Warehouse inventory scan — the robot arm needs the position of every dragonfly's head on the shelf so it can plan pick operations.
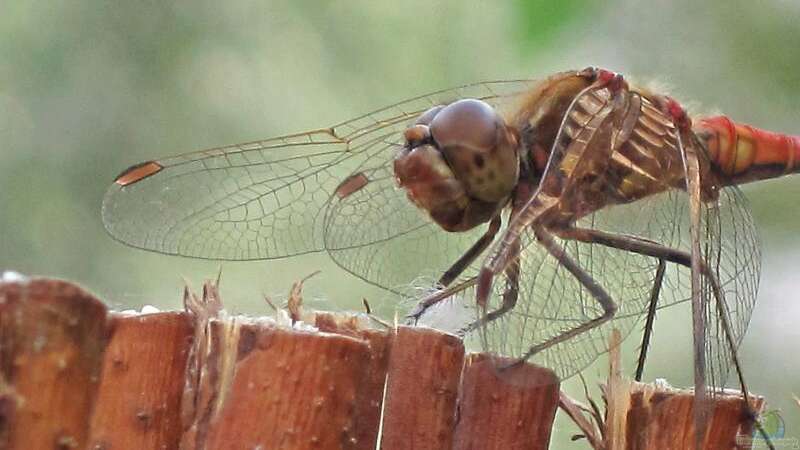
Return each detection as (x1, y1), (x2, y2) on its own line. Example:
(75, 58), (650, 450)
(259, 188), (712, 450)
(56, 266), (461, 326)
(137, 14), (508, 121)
(394, 99), (520, 232)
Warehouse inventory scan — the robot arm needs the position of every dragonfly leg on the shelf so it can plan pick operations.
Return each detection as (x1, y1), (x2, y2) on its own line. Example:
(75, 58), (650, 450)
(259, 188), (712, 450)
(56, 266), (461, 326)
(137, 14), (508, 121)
(404, 276), (479, 323)
(673, 102), (772, 448)
(505, 227), (618, 362)
(438, 216), (502, 287)
(557, 227), (697, 380)
(677, 123), (711, 447)
(405, 217), (501, 323)
(636, 258), (666, 381)
(497, 238), (521, 323)
(558, 226), (737, 371)
(455, 236), (521, 335)
(558, 226), (773, 448)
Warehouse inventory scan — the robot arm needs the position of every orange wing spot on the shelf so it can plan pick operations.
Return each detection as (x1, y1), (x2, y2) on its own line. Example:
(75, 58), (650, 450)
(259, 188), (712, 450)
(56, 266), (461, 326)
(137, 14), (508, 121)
(334, 173), (369, 199)
(114, 161), (164, 186)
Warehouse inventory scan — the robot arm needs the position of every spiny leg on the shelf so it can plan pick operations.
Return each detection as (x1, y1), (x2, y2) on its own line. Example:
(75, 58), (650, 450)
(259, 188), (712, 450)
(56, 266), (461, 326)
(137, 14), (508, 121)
(484, 227), (618, 364)
(451, 183), (541, 334)
(404, 276), (478, 323)
(497, 238), (521, 321)
(439, 216), (501, 287)
(559, 225), (773, 448)
(405, 216), (501, 322)
(558, 227), (743, 383)
(457, 235), (521, 335)
(636, 258), (666, 382)
(559, 228), (706, 382)
(677, 125), (710, 448)
(552, 227), (669, 379)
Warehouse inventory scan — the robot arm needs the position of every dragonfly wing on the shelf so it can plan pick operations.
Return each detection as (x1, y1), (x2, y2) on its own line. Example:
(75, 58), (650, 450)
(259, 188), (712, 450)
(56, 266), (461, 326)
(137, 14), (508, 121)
(101, 80), (535, 262)
(444, 83), (667, 378)
(492, 226), (666, 378)
(322, 80), (542, 291)
(685, 184), (761, 390)
(607, 177), (761, 390)
(413, 185), (759, 384)
(103, 130), (353, 259)
(431, 79), (760, 382)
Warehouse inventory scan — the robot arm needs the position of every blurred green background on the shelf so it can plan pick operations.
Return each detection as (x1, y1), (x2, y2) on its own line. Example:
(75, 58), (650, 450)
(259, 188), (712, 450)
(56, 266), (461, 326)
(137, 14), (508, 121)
(2, 0), (798, 445)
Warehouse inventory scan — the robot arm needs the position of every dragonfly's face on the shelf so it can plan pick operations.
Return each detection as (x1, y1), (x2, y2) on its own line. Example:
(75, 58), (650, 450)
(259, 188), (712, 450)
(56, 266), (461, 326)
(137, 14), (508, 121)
(394, 98), (520, 232)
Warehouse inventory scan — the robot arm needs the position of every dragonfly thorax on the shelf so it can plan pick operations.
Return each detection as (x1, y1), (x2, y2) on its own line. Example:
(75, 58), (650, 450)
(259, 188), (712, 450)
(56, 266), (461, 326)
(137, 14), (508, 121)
(394, 99), (520, 232)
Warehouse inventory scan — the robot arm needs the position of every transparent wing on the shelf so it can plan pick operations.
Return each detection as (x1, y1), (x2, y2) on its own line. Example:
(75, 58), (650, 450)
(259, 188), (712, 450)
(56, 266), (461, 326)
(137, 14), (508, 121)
(433, 81), (760, 381)
(474, 192), (678, 379)
(681, 185), (761, 391)
(466, 82), (655, 378)
(315, 81), (540, 291)
(438, 186), (759, 382)
(608, 183), (761, 390)
(101, 80), (535, 263)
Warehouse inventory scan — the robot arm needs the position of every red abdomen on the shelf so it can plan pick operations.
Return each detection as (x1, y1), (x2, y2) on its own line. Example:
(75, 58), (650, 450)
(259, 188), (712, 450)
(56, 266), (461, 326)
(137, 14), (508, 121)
(695, 115), (800, 185)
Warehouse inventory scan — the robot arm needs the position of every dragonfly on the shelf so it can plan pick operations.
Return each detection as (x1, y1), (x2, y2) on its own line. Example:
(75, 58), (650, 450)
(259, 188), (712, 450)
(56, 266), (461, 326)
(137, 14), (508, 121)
(103, 68), (796, 444)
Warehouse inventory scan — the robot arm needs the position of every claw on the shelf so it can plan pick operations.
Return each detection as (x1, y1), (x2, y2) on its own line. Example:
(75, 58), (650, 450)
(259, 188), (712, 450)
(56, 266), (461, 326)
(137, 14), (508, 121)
(404, 307), (423, 325)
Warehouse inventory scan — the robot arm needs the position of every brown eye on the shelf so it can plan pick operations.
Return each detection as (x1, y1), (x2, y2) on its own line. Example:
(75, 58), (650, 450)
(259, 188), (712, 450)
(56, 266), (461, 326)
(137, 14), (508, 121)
(427, 99), (519, 204)
(429, 99), (499, 151)
(415, 105), (445, 126)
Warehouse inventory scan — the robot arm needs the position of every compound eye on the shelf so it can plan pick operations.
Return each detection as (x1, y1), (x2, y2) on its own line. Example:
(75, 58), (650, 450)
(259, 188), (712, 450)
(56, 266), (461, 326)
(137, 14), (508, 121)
(415, 105), (446, 126)
(429, 99), (499, 151)
(428, 99), (519, 203)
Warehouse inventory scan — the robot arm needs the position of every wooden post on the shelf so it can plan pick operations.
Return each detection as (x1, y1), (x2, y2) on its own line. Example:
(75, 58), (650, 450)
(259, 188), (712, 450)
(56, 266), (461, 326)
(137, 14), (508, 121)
(606, 381), (765, 450)
(0, 278), (768, 449)
(379, 326), (465, 450)
(88, 312), (194, 449)
(453, 354), (560, 450)
(194, 321), (376, 450)
(0, 279), (110, 449)
(314, 312), (391, 450)
(600, 329), (766, 450)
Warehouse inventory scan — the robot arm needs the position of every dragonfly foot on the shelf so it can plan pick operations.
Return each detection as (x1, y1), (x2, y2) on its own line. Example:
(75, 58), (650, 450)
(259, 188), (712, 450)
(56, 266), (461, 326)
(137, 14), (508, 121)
(403, 309), (423, 325)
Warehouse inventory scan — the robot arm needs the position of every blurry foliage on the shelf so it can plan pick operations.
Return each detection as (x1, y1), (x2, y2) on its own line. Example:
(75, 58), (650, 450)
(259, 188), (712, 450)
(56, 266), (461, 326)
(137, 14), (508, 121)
(1, 0), (799, 442)
(512, 0), (597, 55)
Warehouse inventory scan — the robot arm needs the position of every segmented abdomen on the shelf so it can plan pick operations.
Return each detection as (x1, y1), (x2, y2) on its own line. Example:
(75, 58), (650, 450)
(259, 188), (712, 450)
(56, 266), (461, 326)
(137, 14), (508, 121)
(696, 115), (800, 185)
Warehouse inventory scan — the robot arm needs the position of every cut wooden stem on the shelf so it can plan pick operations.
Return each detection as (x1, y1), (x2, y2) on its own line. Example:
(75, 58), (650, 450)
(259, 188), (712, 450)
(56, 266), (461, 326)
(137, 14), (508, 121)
(88, 311), (194, 449)
(176, 300), (388, 450)
(314, 312), (391, 449)
(193, 320), (376, 450)
(380, 326), (465, 450)
(0, 278), (110, 449)
(453, 353), (560, 450)
(607, 381), (764, 450)
(605, 329), (764, 450)
(0, 278), (769, 450)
